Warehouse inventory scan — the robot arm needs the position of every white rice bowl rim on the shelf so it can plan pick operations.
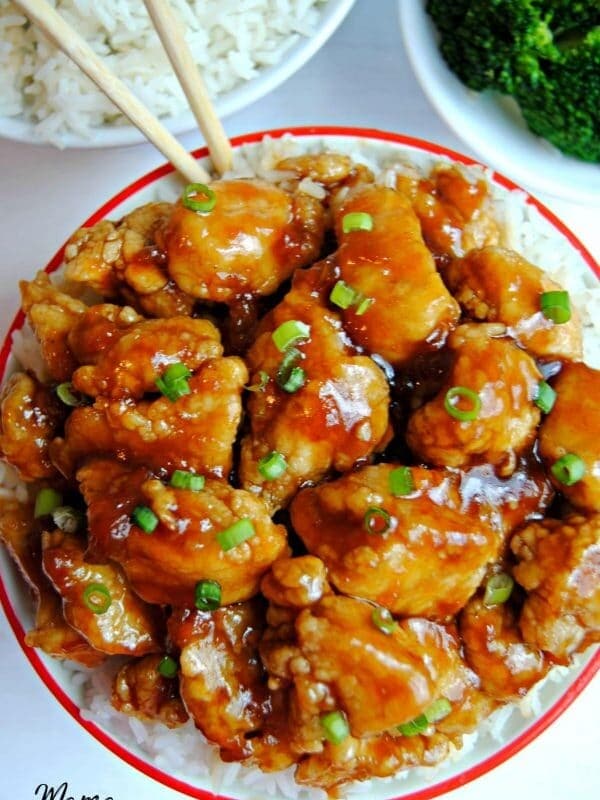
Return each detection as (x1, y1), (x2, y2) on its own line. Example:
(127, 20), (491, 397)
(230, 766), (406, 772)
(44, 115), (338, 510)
(0, 127), (598, 800)
(0, 0), (357, 149)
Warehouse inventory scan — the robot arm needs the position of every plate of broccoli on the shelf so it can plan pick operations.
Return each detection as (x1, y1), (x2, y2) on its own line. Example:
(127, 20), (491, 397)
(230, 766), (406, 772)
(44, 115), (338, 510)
(399, 0), (600, 204)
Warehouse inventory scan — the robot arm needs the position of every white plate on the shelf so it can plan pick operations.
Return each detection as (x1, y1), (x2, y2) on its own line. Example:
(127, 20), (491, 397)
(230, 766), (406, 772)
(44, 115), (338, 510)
(398, 0), (600, 205)
(0, 0), (356, 149)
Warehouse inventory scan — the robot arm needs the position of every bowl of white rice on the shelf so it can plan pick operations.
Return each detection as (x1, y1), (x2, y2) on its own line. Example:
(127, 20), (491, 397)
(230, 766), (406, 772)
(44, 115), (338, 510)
(0, 127), (599, 800)
(0, 0), (356, 148)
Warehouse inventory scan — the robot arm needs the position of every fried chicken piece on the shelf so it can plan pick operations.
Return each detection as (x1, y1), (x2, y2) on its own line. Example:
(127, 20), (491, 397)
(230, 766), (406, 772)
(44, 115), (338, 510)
(538, 362), (600, 512)
(72, 317), (222, 399)
(331, 183), (460, 365)
(78, 459), (289, 606)
(444, 247), (583, 361)
(161, 178), (325, 303)
(276, 153), (355, 185)
(42, 529), (165, 656)
(240, 261), (390, 511)
(406, 324), (542, 476)
(459, 594), (548, 700)
(291, 464), (505, 618)
(0, 499), (104, 666)
(511, 513), (600, 662)
(261, 556), (332, 610)
(0, 372), (65, 481)
(51, 357), (247, 479)
(67, 303), (143, 365)
(112, 654), (188, 728)
(19, 271), (86, 382)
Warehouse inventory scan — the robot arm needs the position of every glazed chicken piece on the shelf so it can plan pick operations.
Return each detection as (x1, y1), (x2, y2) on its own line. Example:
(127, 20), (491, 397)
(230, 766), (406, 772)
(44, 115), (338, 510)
(51, 356), (247, 479)
(406, 324), (542, 476)
(72, 316), (222, 399)
(539, 362), (600, 512)
(78, 459), (289, 606)
(443, 247), (583, 361)
(42, 529), (165, 656)
(20, 271), (86, 382)
(276, 152), (355, 185)
(511, 513), (600, 662)
(261, 555), (332, 610)
(459, 594), (548, 700)
(0, 499), (104, 666)
(240, 261), (391, 511)
(67, 303), (143, 365)
(331, 183), (460, 365)
(0, 372), (65, 481)
(64, 202), (196, 318)
(112, 654), (189, 728)
(291, 464), (507, 619)
(395, 164), (500, 262)
(160, 178), (325, 303)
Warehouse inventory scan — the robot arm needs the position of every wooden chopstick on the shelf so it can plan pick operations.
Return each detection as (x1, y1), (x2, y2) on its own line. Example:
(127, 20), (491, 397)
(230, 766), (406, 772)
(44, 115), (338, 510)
(13, 0), (211, 185)
(144, 0), (233, 175)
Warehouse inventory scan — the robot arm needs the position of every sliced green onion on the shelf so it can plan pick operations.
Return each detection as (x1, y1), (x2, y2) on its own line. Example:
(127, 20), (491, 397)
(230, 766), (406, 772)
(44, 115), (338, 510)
(330, 280), (359, 310)
(258, 451), (287, 480)
(217, 518), (255, 551)
(483, 572), (514, 606)
(372, 606), (398, 635)
(182, 182), (217, 213)
(170, 470), (205, 492)
(82, 583), (112, 614)
(389, 466), (414, 497)
(272, 320), (311, 352)
(398, 713), (429, 737)
(246, 371), (269, 393)
(155, 362), (192, 402)
(132, 505), (159, 534)
(342, 212), (373, 233)
(157, 655), (178, 679)
(56, 382), (85, 407)
(355, 295), (373, 316)
(363, 506), (391, 535)
(320, 710), (350, 744)
(194, 579), (222, 611)
(52, 506), (84, 534)
(444, 386), (481, 422)
(424, 698), (452, 723)
(551, 453), (586, 486)
(34, 488), (63, 518)
(534, 380), (557, 414)
(276, 348), (307, 393)
(540, 290), (571, 324)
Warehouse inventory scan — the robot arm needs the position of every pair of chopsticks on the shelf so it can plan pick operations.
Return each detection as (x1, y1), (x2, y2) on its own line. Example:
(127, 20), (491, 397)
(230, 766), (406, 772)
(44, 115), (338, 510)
(14, 0), (233, 182)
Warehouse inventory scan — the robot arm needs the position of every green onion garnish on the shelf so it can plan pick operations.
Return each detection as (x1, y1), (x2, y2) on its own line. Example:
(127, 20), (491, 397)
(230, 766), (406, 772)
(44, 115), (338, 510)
(363, 506), (391, 535)
(320, 710), (350, 744)
(342, 212), (373, 233)
(56, 382), (84, 407)
(540, 290), (571, 324)
(157, 655), (178, 679)
(330, 280), (359, 310)
(550, 453), (586, 486)
(276, 348), (306, 393)
(82, 583), (112, 614)
(52, 506), (84, 534)
(424, 698), (452, 723)
(155, 362), (192, 402)
(170, 470), (205, 492)
(258, 451), (287, 481)
(194, 579), (222, 611)
(355, 295), (373, 316)
(483, 573), (514, 606)
(534, 380), (557, 414)
(272, 320), (311, 352)
(217, 518), (255, 551)
(246, 371), (269, 393)
(397, 713), (429, 737)
(444, 386), (481, 422)
(371, 606), (398, 635)
(132, 505), (159, 534)
(389, 466), (414, 497)
(34, 488), (63, 518)
(182, 182), (217, 213)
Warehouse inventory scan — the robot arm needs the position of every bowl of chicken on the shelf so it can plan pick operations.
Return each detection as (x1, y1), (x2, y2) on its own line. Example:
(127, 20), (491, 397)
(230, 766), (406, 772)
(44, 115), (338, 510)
(0, 127), (598, 800)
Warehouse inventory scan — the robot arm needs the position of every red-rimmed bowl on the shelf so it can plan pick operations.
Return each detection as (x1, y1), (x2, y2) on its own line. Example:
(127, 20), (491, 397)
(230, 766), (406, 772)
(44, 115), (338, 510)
(1, 127), (598, 800)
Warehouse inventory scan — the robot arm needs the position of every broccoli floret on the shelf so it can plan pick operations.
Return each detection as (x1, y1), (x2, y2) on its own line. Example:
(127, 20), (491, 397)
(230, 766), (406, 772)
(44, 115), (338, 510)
(426, 1), (600, 162)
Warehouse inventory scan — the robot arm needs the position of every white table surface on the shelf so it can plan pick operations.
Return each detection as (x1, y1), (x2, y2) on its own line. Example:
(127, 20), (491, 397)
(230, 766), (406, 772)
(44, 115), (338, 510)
(0, 1), (598, 798)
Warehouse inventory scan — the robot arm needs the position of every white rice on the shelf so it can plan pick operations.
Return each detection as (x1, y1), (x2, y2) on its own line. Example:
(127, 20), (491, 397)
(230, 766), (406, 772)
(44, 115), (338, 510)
(0, 0), (327, 145)
(1, 134), (599, 799)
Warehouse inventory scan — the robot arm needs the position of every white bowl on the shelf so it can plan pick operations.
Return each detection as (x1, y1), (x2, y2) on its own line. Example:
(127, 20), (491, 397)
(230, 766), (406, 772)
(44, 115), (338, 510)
(0, 0), (356, 149)
(0, 127), (598, 800)
(398, 0), (600, 205)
